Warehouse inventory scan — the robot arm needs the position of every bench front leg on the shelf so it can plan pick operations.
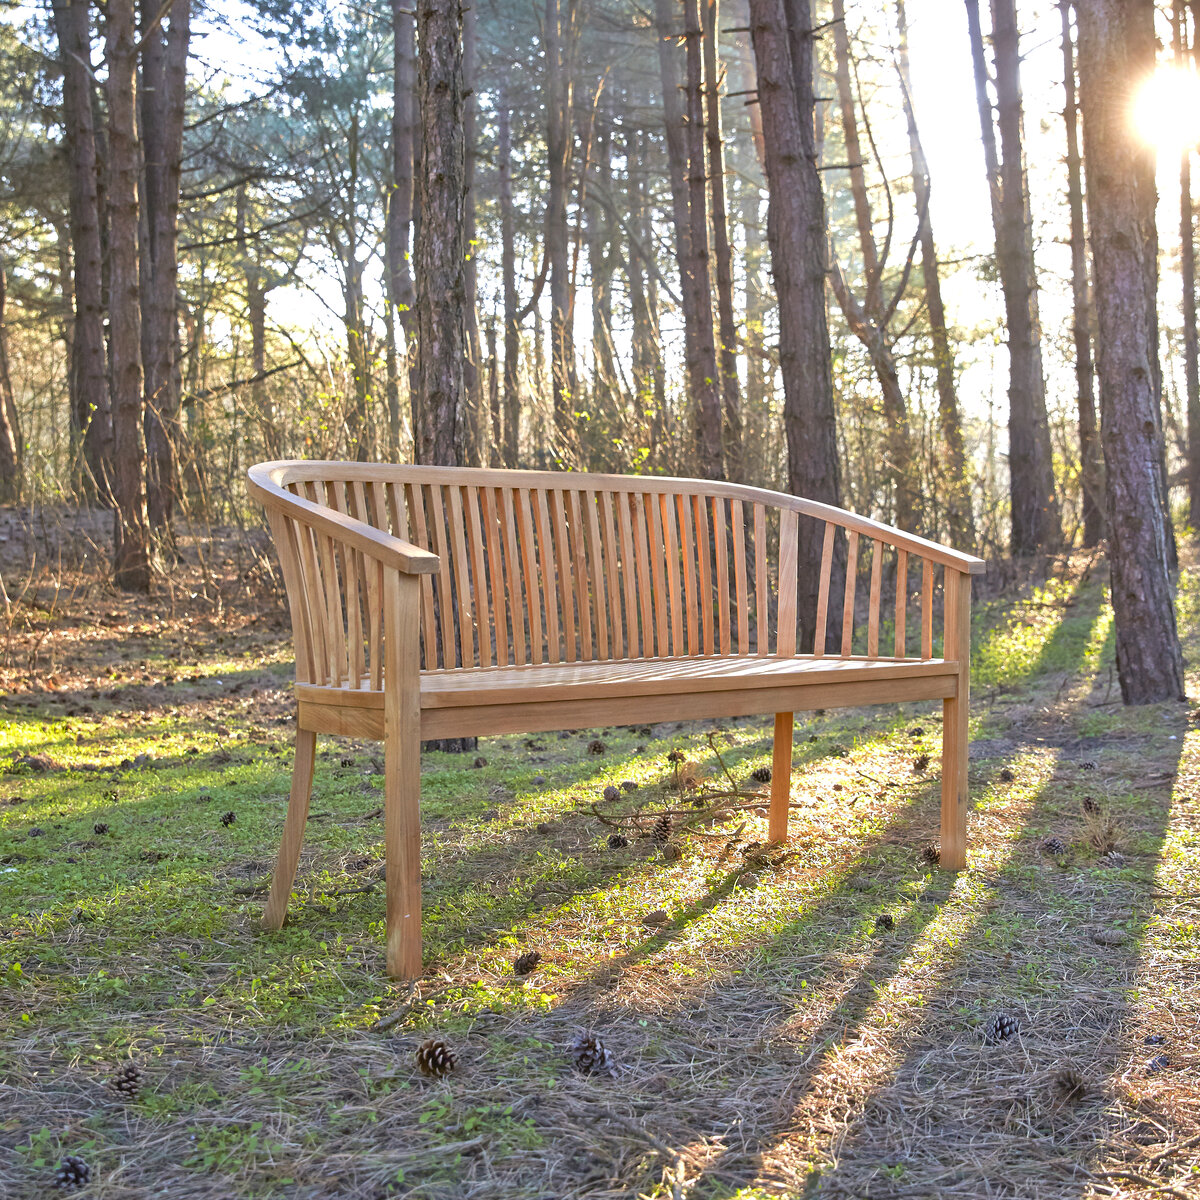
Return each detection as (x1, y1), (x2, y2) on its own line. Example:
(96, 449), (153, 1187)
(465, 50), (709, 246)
(383, 571), (424, 979)
(769, 712), (793, 843)
(940, 570), (971, 870)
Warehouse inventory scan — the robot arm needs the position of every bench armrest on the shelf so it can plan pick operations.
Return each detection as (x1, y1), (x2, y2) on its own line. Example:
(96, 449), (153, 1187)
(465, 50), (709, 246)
(248, 467), (440, 575)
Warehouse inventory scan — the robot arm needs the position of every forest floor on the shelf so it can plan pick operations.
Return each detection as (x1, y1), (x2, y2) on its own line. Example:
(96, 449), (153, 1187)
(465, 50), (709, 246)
(1, 513), (1199, 1199)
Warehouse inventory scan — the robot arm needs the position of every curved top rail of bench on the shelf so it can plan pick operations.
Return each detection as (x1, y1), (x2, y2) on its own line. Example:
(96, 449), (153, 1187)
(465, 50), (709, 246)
(247, 460), (986, 575)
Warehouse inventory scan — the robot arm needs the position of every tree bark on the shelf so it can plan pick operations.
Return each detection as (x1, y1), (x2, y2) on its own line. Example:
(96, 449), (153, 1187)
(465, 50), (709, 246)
(1076, 0), (1185, 704)
(50, 0), (112, 499)
(414, 0), (465, 466)
(497, 90), (520, 468)
(702, 0), (742, 479)
(140, 0), (190, 533)
(1060, 0), (1104, 546)
(0, 258), (20, 503)
(105, 0), (152, 590)
(897, 0), (974, 549)
(460, 0), (482, 467)
(966, 0), (1061, 556)
(747, 0), (843, 648)
(389, 0), (417, 455)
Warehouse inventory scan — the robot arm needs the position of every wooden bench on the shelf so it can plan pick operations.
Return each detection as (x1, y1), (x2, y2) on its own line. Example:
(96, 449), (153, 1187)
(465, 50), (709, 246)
(249, 461), (985, 977)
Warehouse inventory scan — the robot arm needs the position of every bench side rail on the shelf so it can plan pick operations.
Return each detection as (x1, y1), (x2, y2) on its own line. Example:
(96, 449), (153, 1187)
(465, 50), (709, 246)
(250, 461), (982, 685)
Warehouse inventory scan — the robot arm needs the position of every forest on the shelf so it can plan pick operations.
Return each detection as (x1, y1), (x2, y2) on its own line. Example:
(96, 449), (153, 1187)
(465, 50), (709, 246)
(2, 0), (1200, 1197)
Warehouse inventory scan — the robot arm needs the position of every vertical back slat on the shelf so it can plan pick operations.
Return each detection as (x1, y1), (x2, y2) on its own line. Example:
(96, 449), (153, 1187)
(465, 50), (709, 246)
(777, 509), (798, 657)
(500, 487), (528, 665)
(694, 495), (714, 655)
(584, 491), (610, 658)
(713, 497), (731, 654)
(364, 482), (388, 687)
(680, 495), (699, 655)
(339, 483), (367, 685)
(481, 487), (510, 666)
(405, 483), (439, 669)
(309, 482), (346, 684)
(567, 490), (593, 659)
(867, 540), (882, 660)
(617, 494), (640, 658)
(660, 494), (683, 656)
(533, 490), (561, 663)
(754, 504), (768, 654)
(268, 510), (316, 683)
(813, 522), (836, 658)
(600, 492), (623, 656)
(631, 495), (655, 657)
(732, 499), (749, 653)
(894, 548), (908, 659)
(463, 487), (491, 666)
(446, 487), (475, 667)
(550, 490), (577, 661)
(426, 486), (456, 669)
(516, 489), (545, 664)
(841, 529), (859, 658)
(922, 558), (934, 659)
(647, 494), (669, 656)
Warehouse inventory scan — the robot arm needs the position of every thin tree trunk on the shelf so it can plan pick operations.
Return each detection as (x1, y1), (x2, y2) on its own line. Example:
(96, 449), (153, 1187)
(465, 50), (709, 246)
(747, 0), (843, 648)
(497, 91), (520, 468)
(486, 319), (501, 465)
(236, 185), (273, 457)
(51, 0), (112, 500)
(343, 110), (370, 461)
(966, 0), (1060, 556)
(1175, 0), (1200, 530)
(460, 0), (482, 467)
(389, 0), (417, 454)
(1059, 0), (1104, 546)
(0, 258), (20, 503)
(830, 0), (918, 533)
(702, 0), (742, 479)
(897, 0), (974, 548)
(104, 0), (152, 591)
(587, 104), (617, 405)
(414, 0), (464, 466)
(1076, 0), (1185, 704)
(140, 0), (190, 533)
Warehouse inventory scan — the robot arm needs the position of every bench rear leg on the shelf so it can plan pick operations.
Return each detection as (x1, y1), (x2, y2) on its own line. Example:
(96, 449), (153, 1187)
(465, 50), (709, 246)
(769, 712), (793, 843)
(263, 727), (317, 930)
(940, 695), (968, 869)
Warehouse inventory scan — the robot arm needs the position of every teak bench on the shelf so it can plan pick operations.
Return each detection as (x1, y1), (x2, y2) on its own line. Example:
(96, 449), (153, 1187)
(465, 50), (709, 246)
(249, 461), (985, 977)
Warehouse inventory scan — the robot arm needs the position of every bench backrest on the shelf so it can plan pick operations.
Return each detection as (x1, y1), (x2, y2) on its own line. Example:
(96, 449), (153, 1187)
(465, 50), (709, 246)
(250, 462), (984, 688)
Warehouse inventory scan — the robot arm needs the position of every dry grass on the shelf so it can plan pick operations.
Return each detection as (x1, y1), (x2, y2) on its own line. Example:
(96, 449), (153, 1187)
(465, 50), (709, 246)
(1, 525), (1198, 1198)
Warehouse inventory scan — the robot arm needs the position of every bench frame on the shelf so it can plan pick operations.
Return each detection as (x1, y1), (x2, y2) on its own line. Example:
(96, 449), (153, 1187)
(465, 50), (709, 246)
(249, 461), (984, 978)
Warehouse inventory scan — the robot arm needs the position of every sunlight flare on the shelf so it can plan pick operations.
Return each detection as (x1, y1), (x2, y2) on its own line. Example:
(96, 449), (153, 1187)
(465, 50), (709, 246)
(1131, 64), (1200, 155)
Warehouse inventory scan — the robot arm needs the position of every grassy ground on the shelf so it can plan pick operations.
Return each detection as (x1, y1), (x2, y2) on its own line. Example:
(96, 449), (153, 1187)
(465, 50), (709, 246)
(1, 538), (1198, 1199)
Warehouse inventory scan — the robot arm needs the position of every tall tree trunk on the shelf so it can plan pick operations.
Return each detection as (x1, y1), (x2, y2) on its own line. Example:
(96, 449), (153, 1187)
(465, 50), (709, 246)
(460, 0), (482, 467)
(497, 90), (520, 468)
(829, 0), (919, 533)
(1060, 0), (1104, 547)
(655, 0), (723, 479)
(1176, 0), (1200, 530)
(140, 0), (190, 533)
(105, 0), (152, 591)
(587, 104), (617, 404)
(966, 0), (1061, 556)
(389, 0), (417, 455)
(702, 0), (742, 479)
(0, 258), (20, 503)
(486, 319), (501, 465)
(51, 0), (112, 500)
(897, 0), (974, 548)
(236, 185), (273, 457)
(343, 110), (370, 461)
(627, 123), (656, 453)
(747, 0), (843, 649)
(414, 0), (465, 466)
(1076, 0), (1185, 704)
(545, 0), (575, 461)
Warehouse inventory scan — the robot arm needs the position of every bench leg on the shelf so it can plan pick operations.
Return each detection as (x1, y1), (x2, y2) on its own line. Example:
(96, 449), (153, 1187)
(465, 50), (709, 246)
(263, 727), (317, 930)
(940, 694), (969, 870)
(769, 712), (793, 843)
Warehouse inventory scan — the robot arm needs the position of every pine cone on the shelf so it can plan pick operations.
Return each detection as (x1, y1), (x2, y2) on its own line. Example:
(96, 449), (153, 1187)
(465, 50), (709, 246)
(109, 1062), (142, 1100)
(607, 832), (629, 849)
(909, 726), (925, 737)
(982, 1012), (1021, 1044)
(998, 767), (1015, 783)
(875, 913), (895, 932)
(220, 811), (236, 827)
(662, 842), (683, 863)
(620, 780), (638, 792)
(921, 840), (940, 865)
(652, 813), (673, 844)
(913, 753), (930, 773)
(569, 1031), (617, 1077)
(53, 1156), (91, 1190)
(93, 822), (109, 835)
(1040, 836), (1069, 857)
(513, 950), (541, 976)
(1081, 796), (1101, 815)
(751, 766), (772, 783)
(587, 739), (606, 755)
(666, 749), (685, 763)
(1048, 1066), (1087, 1105)
(602, 785), (621, 802)
(415, 1038), (457, 1077)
